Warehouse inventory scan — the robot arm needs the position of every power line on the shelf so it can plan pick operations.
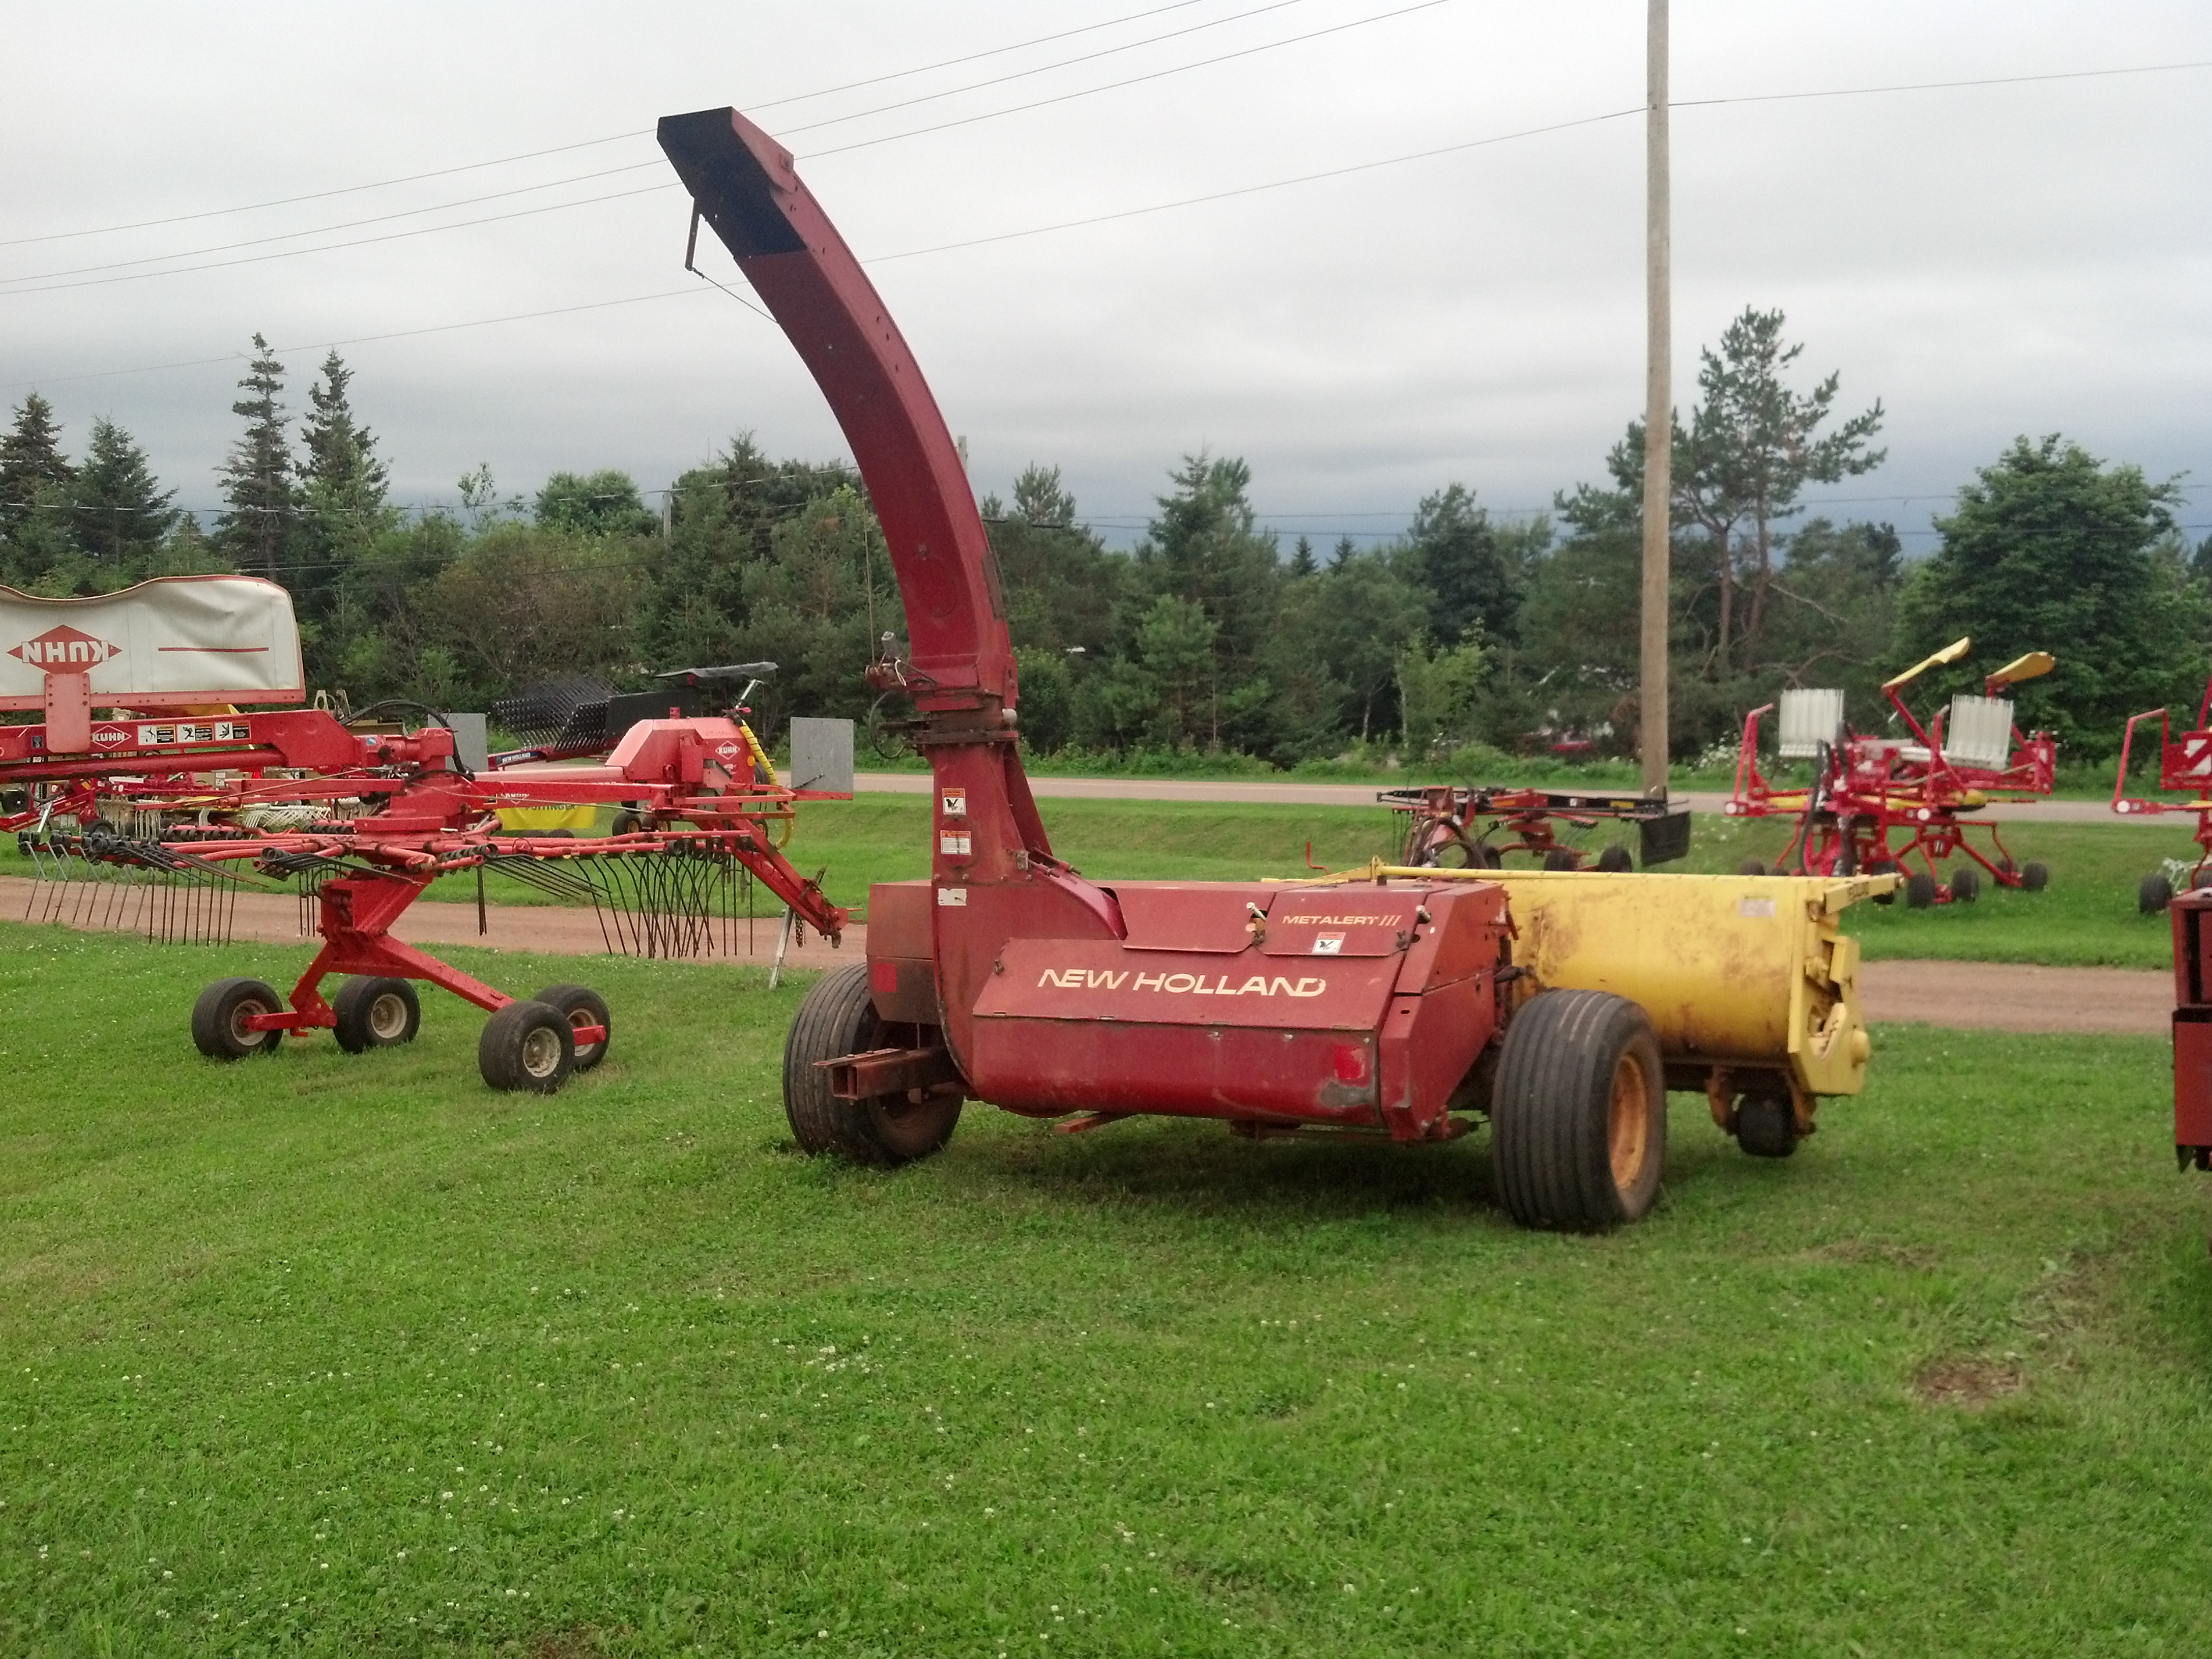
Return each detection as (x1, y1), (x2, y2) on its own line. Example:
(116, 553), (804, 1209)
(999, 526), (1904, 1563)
(803, 0), (1458, 160)
(0, 163), (668, 290)
(1673, 56), (2212, 112)
(774, 0), (1313, 136)
(0, 0), (1233, 252)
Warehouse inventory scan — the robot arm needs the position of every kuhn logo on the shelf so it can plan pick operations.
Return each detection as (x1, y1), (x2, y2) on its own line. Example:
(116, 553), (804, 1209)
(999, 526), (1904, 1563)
(89, 726), (129, 748)
(715, 741), (741, 760)
(9, 625), (117, 669)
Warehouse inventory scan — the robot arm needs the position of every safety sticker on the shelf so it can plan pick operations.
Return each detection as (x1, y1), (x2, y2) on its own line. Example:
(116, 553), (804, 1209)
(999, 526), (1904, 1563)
(939, 832), (972, 856)
(941, 789), (967, 817)
(937, 887), (967, 907)
(1738, 896), (1776, 918)
(1311, 933), (1345, 955)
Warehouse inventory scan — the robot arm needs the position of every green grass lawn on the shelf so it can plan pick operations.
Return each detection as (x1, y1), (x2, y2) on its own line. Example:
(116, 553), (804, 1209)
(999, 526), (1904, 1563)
(4, 922), (2211, 1656)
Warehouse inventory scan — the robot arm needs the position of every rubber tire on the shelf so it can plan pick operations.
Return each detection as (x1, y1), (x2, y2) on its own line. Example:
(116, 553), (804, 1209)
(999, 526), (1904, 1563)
(478, 1000), (575, 1094)
(1490, 988), (1666, 1232)
(783, 963), (962, 1168)
(534, 984), (611, 1071)
(1471, 842), (1503, 869)
(1542, 848), (1580, 872)
(1948, 865), (1980, 905)
(1735, 1092), (1799, 1159)
(1738, 857), (1767, 877)
(331, 976), (421, 1054)
(1597, 844), (1634, 873)
(191, 977), (285, 1061)
(1866, 858), (1898, 905)
(1905, 871), (1939, 909)
(2021, 861), (2050, 892)
(2141, 874), (2175, 915)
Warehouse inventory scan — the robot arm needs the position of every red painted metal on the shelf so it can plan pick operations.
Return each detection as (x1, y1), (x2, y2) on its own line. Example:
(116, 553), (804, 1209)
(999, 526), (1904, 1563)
(2174, 890), (2212, 1170)
(656, 106), (1515, 1139)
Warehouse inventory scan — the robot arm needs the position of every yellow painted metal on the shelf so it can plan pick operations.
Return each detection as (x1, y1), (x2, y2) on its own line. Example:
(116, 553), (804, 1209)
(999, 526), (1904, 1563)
(1292, 862), (1898, 1101)
(1882, 635), (1971, 692)
(1985, 649), (2055, 687)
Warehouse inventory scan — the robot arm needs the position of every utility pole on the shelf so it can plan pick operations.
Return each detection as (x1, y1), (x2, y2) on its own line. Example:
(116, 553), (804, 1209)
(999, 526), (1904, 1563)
(1639, 0), (1671, 795)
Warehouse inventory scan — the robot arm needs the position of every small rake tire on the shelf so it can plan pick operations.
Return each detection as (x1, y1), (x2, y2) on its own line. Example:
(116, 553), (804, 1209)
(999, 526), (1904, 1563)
(1491, 989), (1666, 1232)
(1543, 848), (1580, 872)
(192, 977), (285, 1061)
(783, 964), (961, 1168)
(533, 984), (611, 1071)
(2021, 861), (2051, 892)
(478, 1000), (575, 1094)
(1905, 872), (1939, 909)
(1738, 858), (1767, 877)
(2140, 874), (2174, 915)
(1597, 844), (1635, 872)
(1947, 865), (1980, 905)
(332, 976), (421, 1053)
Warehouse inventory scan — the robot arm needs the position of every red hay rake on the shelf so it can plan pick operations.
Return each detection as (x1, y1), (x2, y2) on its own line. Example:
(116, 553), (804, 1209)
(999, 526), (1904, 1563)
(2113, 672), (2212, 914)
(1725, 638), (2057, 907)
(3, 577), (845, 1092)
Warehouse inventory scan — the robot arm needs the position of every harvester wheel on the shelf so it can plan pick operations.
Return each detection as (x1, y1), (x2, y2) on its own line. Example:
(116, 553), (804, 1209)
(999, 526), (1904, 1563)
(1597, 845), (1635, 872)
(1490, 989), (1665, 1232)
(1734, 1090), (1799, 1159)
(783, 964), (962, 1168)
(478, 1000), (575, 1094)
(2140, 874), (2174, 915)
(191, 977), (285, 1061)
(1948, 865), (1980, 904)
(332, 976), (422, 1052)
(2021, 861), (2050, 892)
(1542, 848), (1580, 871)
(1737, 857), (1767, 877)
(533, 984), (612, 1071)
(1905, 872), (1938, 909)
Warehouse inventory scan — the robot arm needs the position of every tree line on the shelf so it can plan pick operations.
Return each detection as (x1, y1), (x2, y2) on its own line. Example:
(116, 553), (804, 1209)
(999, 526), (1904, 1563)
(2, 310), (2204, 763)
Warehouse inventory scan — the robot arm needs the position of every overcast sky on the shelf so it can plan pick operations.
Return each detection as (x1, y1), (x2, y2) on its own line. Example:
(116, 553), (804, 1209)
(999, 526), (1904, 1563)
(4, 1), (2209, 552)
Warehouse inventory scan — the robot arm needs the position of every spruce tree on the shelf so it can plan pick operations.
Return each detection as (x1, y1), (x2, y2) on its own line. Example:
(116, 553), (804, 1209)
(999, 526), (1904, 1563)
(300, 350), (389, 545)
(0, 392), (75, 544)
(215, 334), (298, 577)
(75, 417), (178, 576)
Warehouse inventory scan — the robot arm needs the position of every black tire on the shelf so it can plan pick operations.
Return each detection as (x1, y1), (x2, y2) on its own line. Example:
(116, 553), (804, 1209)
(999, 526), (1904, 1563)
(478, 1000), (575, 1093)
(1948, 865), (1980, 905)
(1471, 841), (1503, 869)
(2141, 874), (2175, 915)
(191, 977), (285, 1061)
(1408, 823), (1479, 869)
(331, 976), (421, 1053)
(1866, 857), (1898, 905)
(1596, 844), (1634, 873)
(1905, 871), (1939, 909)
(1542, 848), (1580, 872)
(1738, 857), (1767, 877)
(1734, 1090), (1799, 1159)
(534, 983), (611, 1071)
(1490, 989), (1666, 1232)
(2021, 861), (2050, 892)
(783, 963), (961, 1168)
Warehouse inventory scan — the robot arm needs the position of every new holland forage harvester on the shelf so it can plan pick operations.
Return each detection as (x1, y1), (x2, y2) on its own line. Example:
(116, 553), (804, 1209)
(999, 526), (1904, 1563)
(1724, 639), (2057, 907)
(2113, 672), (2212, 914)
(1, 575), (846, 1091)
(656, 106), (1900, 1230)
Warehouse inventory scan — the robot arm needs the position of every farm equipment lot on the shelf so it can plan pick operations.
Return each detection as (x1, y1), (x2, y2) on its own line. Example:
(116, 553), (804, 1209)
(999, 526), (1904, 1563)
(3, 923), (2208, 1654)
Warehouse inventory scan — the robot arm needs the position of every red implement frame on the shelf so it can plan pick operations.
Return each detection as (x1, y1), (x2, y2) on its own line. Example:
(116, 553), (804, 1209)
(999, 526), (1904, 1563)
(2113, 674), (2212, 886)
(1725, 647), (2055, 901)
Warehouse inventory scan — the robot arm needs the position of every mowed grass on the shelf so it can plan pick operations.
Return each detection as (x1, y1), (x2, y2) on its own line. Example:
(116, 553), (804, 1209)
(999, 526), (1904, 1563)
(792, 796), (2188, 970)
(6, 792), (2188, 967)
(4, 922), (2212, 1655)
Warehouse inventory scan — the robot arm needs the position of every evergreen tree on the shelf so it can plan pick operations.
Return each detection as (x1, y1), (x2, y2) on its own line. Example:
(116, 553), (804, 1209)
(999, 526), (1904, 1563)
(74, 417), (178, 576)
(300, 352), (389, 546)
(216, 334), (299, 577)
(1407, 483), (1517, 644)
(0, 392), (75, 548)
(981, 465), (1120, 654)
(535, 469), (657, 539)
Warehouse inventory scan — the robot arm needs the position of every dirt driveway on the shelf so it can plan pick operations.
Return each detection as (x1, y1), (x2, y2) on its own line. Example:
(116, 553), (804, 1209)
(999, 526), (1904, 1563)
(5, 876), (2167, 1036)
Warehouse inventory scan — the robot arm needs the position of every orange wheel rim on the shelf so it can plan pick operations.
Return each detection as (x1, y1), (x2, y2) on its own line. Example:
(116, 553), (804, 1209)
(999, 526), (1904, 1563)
(1607, 1052), (1650, 1189)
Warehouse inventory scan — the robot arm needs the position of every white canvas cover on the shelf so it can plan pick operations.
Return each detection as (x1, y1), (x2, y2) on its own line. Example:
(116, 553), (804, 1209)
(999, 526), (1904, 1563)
(0, 575), (304, 710)
(1944, 693), (2015, 770)
(1777, 687), (1846, 758)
